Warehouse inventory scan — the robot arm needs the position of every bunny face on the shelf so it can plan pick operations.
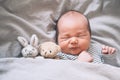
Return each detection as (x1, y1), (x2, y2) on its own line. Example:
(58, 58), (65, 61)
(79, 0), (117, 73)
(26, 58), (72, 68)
(22, 45), (38, 57)
(17, 34), (39, 58)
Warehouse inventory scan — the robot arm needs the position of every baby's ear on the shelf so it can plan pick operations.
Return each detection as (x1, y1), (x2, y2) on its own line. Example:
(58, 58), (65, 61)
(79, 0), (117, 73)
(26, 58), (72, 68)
(30, 34), (39, 47)
(17, 36), (28, 47)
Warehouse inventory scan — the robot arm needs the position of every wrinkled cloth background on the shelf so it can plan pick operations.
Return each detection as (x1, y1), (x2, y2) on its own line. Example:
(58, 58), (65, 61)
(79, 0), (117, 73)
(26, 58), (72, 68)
(0, 0), (120, 66)
(0, 0), (120, 80)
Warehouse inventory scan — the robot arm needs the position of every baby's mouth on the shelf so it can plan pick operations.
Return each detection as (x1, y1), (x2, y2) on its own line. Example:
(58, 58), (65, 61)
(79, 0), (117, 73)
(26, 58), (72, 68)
(69, 47), (78, 51)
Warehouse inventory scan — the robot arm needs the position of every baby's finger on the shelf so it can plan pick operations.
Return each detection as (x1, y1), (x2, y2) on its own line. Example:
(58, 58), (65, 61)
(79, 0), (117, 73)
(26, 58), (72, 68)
(102, 49), (108, 54)
(109, 47), (116, 54)
(102, 45), (109, 54)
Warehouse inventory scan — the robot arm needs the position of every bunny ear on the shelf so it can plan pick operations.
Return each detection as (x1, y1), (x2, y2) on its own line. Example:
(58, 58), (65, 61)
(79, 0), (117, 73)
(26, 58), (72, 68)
(30, 34), (39, 47)
(17, 36), (28, 47)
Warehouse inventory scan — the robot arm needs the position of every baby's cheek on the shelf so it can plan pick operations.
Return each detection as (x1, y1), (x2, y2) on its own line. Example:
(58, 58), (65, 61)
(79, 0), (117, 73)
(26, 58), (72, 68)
(60, 42), (67, 49)
(78, 39), (90, 48)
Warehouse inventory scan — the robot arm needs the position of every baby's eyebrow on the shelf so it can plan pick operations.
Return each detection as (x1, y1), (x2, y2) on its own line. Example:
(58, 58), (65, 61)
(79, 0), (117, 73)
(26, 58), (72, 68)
(60, 32), (69, 35)
(61, 34), (70, 37)
(77, 30), (88, 33)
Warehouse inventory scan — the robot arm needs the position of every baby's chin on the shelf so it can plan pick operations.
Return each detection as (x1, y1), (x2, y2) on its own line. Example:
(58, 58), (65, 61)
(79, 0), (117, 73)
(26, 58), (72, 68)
(63, 50), (81, 55)
(69, 52), (80, 55)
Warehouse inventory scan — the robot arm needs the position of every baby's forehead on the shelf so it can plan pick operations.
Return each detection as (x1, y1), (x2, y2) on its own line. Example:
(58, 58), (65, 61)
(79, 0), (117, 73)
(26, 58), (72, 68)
(59, 11), (87, 23)
(57, 11), (91, 33)
(61, 11), (84, 19)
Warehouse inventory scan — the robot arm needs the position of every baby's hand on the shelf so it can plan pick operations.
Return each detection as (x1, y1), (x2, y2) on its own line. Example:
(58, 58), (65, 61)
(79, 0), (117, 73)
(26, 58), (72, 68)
(77, 51), (93, 62)
(102, 45), (116, 54)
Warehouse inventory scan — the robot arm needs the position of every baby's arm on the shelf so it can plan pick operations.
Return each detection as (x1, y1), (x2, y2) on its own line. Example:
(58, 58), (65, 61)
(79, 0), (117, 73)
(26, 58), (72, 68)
(102, 45), (116, 54)
(77, 51), (93, 62)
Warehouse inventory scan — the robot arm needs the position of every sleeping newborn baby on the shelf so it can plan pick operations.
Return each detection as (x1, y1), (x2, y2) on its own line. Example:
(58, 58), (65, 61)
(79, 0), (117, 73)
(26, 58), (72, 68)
(55, 10), (116, 63)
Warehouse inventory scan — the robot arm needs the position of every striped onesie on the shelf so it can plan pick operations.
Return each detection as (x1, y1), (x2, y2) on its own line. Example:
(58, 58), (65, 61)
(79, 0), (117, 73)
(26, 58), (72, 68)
(57, 42), (104, 63)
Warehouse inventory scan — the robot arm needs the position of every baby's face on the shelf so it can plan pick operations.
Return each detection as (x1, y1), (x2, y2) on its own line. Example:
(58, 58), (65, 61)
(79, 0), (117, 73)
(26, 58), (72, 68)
(57, 13), (91, 55)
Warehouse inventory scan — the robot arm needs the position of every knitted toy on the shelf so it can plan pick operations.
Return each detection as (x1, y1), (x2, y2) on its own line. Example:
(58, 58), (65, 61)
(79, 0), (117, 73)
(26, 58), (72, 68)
(39, 42), (61, 58)
(17, 34), (39, 57)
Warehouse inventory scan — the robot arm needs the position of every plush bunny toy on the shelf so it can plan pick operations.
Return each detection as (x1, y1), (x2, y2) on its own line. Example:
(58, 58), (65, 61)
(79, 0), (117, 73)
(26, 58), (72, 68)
(17, 34), (39, 58)
(39, 42), (61, 58)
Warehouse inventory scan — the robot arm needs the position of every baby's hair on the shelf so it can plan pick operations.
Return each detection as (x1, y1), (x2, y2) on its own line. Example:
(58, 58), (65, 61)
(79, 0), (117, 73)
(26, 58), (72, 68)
(55, 10), (91, 43)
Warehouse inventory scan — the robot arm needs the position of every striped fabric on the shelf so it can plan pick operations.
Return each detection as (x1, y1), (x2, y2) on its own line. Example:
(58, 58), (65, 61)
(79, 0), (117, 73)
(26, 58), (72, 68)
(57, 42), (104, 63)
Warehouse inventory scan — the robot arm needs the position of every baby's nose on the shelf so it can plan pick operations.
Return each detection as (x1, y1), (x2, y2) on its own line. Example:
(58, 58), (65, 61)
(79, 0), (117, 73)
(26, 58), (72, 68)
(70, 37), (78, 44)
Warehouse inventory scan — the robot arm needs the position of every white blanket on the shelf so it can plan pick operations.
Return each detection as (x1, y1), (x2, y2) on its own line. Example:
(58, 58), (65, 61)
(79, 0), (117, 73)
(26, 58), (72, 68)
(0, 57), (120, 80)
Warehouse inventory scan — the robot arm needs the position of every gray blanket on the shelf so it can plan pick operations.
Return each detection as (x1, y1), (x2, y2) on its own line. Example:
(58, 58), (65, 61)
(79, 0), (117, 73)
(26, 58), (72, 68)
(0, 0), (120, 80)
(0, 57), (120, 80)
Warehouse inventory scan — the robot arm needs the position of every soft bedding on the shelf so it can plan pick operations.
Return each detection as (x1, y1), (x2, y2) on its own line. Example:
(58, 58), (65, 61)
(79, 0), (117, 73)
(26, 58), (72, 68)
(0, 57), (120, 80)
(0, 0), (120, 80)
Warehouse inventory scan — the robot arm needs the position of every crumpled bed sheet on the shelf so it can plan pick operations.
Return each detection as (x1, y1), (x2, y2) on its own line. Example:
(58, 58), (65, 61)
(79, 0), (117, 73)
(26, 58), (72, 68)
(0, 0), (120, 80)
(0, 57), (120, 80)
